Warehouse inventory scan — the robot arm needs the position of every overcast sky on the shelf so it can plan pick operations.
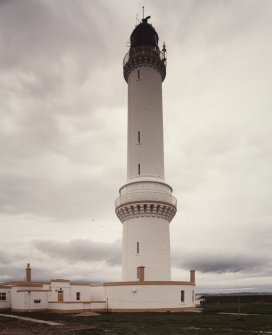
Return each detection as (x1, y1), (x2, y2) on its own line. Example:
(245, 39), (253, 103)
(0, 0), (271, 293)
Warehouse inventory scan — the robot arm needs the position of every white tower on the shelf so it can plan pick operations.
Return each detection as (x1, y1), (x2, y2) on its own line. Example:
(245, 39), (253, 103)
(116, 16), (177, 281)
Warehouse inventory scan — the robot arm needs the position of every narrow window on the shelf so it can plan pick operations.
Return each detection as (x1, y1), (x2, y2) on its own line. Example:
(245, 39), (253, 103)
(181, 290), (185, 303)
(137, 131), (141, 143)
(0, 293), (6, 301)
(76, 292), (80, 301)
(138, 163), (140, 175)
(137, 69), (140, 80)
(192, 290), (195, 302)
(137, 242), (139, 254)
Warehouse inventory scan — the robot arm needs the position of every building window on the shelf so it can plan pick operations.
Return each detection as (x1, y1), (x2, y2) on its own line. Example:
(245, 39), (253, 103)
(137, 131), (141, 143)
(181, 290), (185, 303)
(138, 164), (140, 175)
(137, 242), (139, 254)
(0, 293), (6, 301)
(34, 299), (41, 304)
(76, 292), (80, 301)
(192, 290), (195, 302)
(137, 69), (140, 80)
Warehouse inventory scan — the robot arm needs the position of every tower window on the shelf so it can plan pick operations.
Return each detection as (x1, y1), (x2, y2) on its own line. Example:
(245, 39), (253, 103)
(137, 131), (141, 143)
(138, 164), (140, 175)
(137, 242), (139, 254)
(137, 69), (140, 80)
(181, 290), (185, 303)
(76, 292), (80, 301)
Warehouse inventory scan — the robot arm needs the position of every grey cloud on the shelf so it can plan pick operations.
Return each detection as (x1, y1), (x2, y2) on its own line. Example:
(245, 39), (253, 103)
(33, 239), (121, 266)
(0, 0), (108, 69)
(0, 263), (120, 283)
(0, 265), (52, 283)
(0, 251), (11, 266)
(147, 0), (272, 50)
(173, 252), (272, 275)
(0, 173), (121, 221)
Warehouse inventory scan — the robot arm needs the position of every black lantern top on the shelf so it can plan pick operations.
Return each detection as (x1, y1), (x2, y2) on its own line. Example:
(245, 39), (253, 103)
(130, 16), (159, 49)
(123, 15), (166, 83)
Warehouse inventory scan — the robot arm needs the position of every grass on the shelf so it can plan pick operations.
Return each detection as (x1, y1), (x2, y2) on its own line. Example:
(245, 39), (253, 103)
(74, 311), (272, 335)
(203, 302), (272, 314)
(5, 303), (272, 335)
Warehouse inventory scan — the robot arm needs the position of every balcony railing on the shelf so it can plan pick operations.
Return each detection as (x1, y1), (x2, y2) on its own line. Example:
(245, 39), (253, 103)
(115, 190), (177, 208)
(123, 45), (166, 69)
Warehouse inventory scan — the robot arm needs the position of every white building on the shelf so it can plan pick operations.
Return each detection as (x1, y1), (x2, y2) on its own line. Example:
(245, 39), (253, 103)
(0, 264), (195, 313)
(0, 16), (196, 313)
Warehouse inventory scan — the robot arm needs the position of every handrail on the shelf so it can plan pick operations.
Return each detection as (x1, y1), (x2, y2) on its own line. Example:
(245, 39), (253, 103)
(123, 45), (166, 69)
(115, 190), (177, 208)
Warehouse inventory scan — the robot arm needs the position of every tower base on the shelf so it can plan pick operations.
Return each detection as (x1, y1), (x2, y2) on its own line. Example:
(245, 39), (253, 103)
(104, 280), (196, 312)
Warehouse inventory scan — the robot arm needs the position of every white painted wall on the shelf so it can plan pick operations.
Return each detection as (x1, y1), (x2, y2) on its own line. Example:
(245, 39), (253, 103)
(6, 282), (195, 312)
(48, 302), (83, 311)
(70, 285), (91, 302)
(11, 288), (48, 311)
(48, 282), (93, 303)
(122, 216), (171, 281)
(119, 55), (176, 283)
(105, 284), (195, 310)
(127, 66), (164, 180)
(0, 287), (11, 309)
(90, 285), (105, 301)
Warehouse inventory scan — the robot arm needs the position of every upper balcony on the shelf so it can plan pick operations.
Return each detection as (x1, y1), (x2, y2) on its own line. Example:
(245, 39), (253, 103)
(123, 45), (166, 83)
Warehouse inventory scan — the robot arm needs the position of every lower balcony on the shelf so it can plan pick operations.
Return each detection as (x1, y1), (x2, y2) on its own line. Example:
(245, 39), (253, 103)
(115, 190), (177, 209)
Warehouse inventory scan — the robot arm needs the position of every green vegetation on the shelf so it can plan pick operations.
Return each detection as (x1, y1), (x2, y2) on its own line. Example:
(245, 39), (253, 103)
(75, 311), (272, 335)
(5, 303), (272, 335)
(203, 301), (272, 314)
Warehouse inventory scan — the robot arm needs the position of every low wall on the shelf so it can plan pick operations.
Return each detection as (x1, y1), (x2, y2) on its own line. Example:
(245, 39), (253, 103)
(48, 301), (106, 313)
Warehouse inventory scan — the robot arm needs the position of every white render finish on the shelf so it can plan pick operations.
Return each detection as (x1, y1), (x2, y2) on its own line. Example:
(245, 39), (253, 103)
(122, 216), (171, 281)
(116, 22), (177, 282)
(10, 286), (49, 312)
(1, 277), (195, 312)
(0, 287), (11, 310)
(4, 280), (107, 313)
(127, 67), (164, 180)
(105, 284), (195, 311)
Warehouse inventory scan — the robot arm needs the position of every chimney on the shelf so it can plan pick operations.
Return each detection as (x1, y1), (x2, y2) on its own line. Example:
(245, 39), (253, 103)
(190, 269), (195, 285)
(26, 263), (31, 282)
(137, 266), (145, 282)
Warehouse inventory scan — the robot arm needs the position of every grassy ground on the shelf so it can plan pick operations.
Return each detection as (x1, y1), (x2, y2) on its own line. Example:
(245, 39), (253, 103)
(2, 303), (272, 335)
(75, 311), (272, 335)
(203, 301), (272, 314)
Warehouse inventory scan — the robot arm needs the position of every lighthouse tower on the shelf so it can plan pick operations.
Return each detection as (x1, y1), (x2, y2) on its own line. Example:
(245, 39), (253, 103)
(115, 16), (177, 282)
(1, 15), (196, 314)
